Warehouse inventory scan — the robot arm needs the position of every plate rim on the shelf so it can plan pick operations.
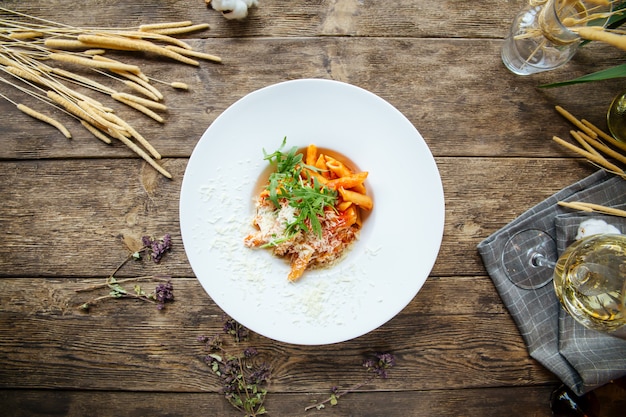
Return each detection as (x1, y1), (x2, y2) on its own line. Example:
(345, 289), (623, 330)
(180, 78), (445, 345)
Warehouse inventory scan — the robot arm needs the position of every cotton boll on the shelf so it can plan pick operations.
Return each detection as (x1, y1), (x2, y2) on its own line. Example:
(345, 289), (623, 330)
(211, 0), (238, 11)
(222, 2), (249, 20)
(575, 218), (621, 240)
(210, 0), (258, 20)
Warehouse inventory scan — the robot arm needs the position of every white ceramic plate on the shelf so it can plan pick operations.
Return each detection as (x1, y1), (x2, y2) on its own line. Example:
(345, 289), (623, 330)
(180, 79), (444, 345)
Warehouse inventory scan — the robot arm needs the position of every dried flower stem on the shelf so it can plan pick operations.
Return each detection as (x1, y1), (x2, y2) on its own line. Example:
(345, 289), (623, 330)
(579, 131), (626, 165)
(76, 234), (174, 310)
(304, 353), (396, 412)
(75, 275), (171, 292)
(199, 319), (270, 416)
(113, 94), (165, 123)
(513, 0), (621, 69)
(304, 375), (376, 411)
(109, 69), (163, 99)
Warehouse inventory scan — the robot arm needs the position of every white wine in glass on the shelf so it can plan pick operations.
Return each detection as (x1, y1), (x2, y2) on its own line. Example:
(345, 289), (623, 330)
(553, 234), (626, 339)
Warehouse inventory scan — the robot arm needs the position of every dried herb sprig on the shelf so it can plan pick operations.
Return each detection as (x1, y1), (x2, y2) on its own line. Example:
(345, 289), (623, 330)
(198, 318), (270, 416)
(77, 233), (174, 310)
(305, 352), (396, 411)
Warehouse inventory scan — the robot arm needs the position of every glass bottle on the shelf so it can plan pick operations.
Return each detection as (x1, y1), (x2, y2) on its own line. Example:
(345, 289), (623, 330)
(502, 0), (612, 75)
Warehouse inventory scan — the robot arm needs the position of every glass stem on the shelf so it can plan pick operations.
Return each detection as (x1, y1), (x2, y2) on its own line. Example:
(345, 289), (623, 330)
(531, 252), (556, 269)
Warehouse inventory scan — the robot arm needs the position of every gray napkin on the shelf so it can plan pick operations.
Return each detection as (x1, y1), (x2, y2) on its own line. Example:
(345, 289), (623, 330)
(477, 170), (626, 395)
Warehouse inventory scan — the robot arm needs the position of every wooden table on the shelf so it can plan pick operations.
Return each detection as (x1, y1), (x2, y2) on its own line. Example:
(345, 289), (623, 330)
(1, 1), (625, 415)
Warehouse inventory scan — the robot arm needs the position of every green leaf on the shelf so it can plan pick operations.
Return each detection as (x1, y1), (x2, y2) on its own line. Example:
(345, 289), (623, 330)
(262, 138), (338, 242)
(133, 284), (145, 296)
(539, 64), (626, 88)
(330, 393), (338, 406)
(208, 353), (222, 362)
(606, 3), (626, 30)
(109, 289), (123, 298)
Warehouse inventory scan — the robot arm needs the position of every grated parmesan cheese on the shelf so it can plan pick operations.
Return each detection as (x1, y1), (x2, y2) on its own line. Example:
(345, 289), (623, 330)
(244, 196), (359, 279)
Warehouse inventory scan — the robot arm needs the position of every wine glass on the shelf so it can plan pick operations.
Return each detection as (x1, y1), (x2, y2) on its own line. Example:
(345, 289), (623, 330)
(502, 231), (626, 338)
(501, 228), (558, 290)
(553, 234), (626, 338)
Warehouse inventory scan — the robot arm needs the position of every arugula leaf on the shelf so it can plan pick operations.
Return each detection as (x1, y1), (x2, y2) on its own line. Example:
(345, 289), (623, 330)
(261, 138), (338, 240)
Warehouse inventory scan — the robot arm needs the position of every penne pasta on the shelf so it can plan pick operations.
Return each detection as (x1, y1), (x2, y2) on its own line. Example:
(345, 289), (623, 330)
(324, 155), (352, 178)
(336, 201), (352, 212)
(314, 154), (327, 174)
(326, 171), (368, 190)
(303, 168), (329, 185)
(244, 140), (373, 281)
(339, 187), (373, 210)
(288, 251), (313, 282)
(306, 144), (318, 166)
(341, 205), (359, 229)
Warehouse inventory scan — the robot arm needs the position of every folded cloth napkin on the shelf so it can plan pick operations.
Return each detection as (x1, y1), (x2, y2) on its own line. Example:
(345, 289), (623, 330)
(477, 170), (626, 396)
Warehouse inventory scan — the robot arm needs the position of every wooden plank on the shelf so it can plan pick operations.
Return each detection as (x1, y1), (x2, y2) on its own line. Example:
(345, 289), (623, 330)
(0, 276), (555, 392)
(1, 0), (533, 38)
(1, 380), (625, 416)
(0, 387), (563, 417)
(0, 157), (598, 278)
(1, 382), (623, 416)
(0, 38), (622, 160)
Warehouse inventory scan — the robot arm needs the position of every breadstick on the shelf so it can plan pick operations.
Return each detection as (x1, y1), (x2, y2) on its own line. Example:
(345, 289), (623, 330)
(77, 34), (199, 66)
(80, 120), (112, 144)
(111, 92), (167, 110)
(17, 103), (71, 139)
(555, 105), (598, 139)
(108, 129), (171, 179)
(48, 52), (141, 73)
(552, 135), (624, 173)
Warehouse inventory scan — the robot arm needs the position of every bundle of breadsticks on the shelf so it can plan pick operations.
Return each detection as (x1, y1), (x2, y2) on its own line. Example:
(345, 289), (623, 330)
(0, 7), (222, 179)
(553, 105), (626, 217)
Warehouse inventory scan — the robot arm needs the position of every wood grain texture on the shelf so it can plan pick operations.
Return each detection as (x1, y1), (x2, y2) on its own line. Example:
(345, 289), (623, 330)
(0, 37), (622, 160)
(2, 1), (626, 415)
(0, 0), (530, 38)
(1, 385), (625, 416)
(0, 276), (553, 392)
(0, 157), (597, 278)
(0, 387), (561, 417)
